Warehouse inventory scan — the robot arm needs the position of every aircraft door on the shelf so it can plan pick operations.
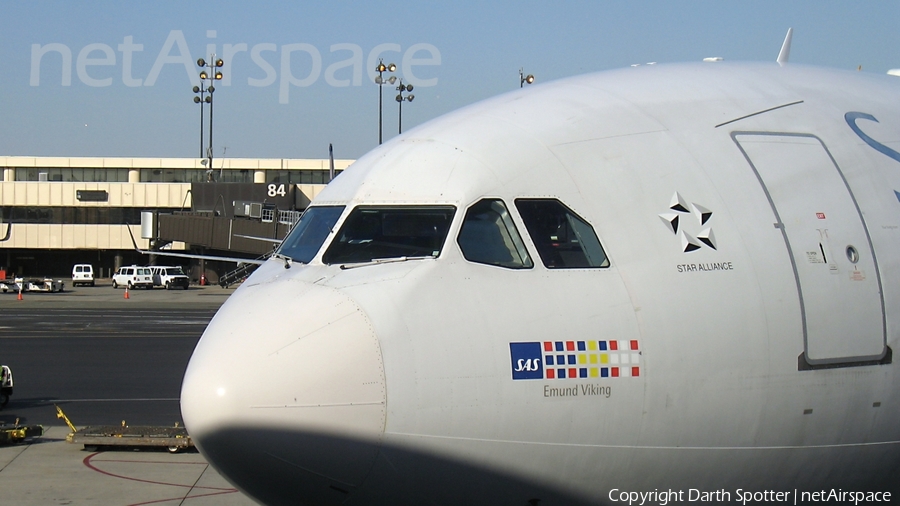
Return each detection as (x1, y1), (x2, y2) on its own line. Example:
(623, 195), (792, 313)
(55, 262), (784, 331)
(733, 133), (886, 368)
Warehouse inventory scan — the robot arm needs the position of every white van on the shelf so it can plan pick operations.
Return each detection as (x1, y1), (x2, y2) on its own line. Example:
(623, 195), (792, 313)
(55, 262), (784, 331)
(72, 264), (95, 287)
(150, 266), (190, 290)
(112, 265), (153, 289)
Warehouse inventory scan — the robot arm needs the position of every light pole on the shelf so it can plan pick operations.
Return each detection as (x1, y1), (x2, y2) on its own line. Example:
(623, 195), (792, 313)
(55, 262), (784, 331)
(375, 59), (397, 144)
(191, 84), (207, 159)
(196, 56), (223, 179)
(519, 68), (535, 88)
(396, 79), (414, 134)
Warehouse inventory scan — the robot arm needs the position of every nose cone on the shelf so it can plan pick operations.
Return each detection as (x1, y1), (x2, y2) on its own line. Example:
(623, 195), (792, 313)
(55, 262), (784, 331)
(181, 279), (386, 505)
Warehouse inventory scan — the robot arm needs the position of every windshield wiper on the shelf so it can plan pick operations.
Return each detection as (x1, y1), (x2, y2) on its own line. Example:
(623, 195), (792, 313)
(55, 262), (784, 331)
(271, 252), (297, 269)
(338, 255), (435, 270)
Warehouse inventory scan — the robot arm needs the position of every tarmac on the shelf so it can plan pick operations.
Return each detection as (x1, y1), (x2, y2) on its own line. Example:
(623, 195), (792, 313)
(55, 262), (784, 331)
(0, 427), (256, 505)
(0, 278), (238, 309)
(0, 279), (259, 505)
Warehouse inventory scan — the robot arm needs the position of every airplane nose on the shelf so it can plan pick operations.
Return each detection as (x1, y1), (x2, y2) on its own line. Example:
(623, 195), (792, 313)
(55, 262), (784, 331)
(181, 279), (386, 505)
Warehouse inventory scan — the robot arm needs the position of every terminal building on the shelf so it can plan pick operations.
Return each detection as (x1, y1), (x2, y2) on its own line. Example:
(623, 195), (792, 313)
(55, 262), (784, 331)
(0, 156), (352, 284)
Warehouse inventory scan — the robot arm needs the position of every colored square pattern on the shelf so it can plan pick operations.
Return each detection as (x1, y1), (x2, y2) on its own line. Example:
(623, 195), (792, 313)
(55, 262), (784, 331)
(543, 340), (639, 380)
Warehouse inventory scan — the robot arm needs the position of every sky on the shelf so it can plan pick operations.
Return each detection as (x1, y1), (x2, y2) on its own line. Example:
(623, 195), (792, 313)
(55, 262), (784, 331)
(2, 1), (899, 162)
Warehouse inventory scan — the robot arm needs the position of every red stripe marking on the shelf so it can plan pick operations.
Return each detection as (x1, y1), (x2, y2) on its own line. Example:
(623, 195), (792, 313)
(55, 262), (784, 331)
(83, 452), (237, 493)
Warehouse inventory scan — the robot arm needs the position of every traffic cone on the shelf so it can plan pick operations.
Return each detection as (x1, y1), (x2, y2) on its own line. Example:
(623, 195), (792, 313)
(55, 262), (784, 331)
(124, 286), (130, 299)
(17, 288), (22, 301)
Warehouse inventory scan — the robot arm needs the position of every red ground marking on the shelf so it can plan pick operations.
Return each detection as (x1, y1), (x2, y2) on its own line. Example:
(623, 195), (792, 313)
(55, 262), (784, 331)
(82, 452), (240, 505)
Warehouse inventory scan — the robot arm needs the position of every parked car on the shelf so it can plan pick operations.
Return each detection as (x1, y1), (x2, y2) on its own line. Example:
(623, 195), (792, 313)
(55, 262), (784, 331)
(72, 264), (95, 287)
(150, 266), (190, 290)
(112, 265), (153, 289)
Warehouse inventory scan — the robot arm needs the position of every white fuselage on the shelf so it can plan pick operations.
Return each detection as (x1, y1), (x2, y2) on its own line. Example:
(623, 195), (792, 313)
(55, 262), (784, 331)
(181, 62), (900, 505)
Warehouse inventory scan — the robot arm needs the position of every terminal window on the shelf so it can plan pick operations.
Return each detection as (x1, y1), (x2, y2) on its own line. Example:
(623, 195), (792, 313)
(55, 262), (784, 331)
(267, 169), (342, 185)
(15, 167), (129, 182)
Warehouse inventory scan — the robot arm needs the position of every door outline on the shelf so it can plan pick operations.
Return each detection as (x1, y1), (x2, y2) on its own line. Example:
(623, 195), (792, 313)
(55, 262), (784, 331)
(731, 131), (889, 369)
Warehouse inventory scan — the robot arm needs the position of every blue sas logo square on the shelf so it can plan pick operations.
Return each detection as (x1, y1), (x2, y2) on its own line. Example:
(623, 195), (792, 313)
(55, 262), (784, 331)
(509, 342), (544, 380)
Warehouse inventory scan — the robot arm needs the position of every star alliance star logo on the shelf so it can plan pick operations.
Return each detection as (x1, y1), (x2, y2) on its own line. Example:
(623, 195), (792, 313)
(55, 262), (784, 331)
(658, 192), (717, 253)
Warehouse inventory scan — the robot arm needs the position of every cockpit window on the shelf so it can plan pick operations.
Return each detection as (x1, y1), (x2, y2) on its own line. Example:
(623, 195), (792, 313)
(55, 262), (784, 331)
(515, 199), (609, 269)
(322, 206), (455, 265)
(277, 206), (345, 263)
(457, 199), (533, 269)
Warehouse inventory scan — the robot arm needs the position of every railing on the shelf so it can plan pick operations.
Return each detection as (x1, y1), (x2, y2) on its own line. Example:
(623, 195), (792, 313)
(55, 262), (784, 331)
(278, 210), (301, 225)
(219, 261), (262, 288)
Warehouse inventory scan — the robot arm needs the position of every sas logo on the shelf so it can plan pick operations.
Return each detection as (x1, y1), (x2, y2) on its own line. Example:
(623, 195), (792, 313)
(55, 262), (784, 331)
(510, 342), (544, 380)
(510, 340), (641, 380)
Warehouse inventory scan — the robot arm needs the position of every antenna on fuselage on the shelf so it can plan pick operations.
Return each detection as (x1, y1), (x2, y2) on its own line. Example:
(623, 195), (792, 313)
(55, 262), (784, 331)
(777, 28), (793, 66)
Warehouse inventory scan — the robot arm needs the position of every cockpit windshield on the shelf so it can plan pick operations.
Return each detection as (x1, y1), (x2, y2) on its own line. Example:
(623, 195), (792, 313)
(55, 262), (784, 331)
(277, 206), (345, 263)
(322, 206), (456, 265)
